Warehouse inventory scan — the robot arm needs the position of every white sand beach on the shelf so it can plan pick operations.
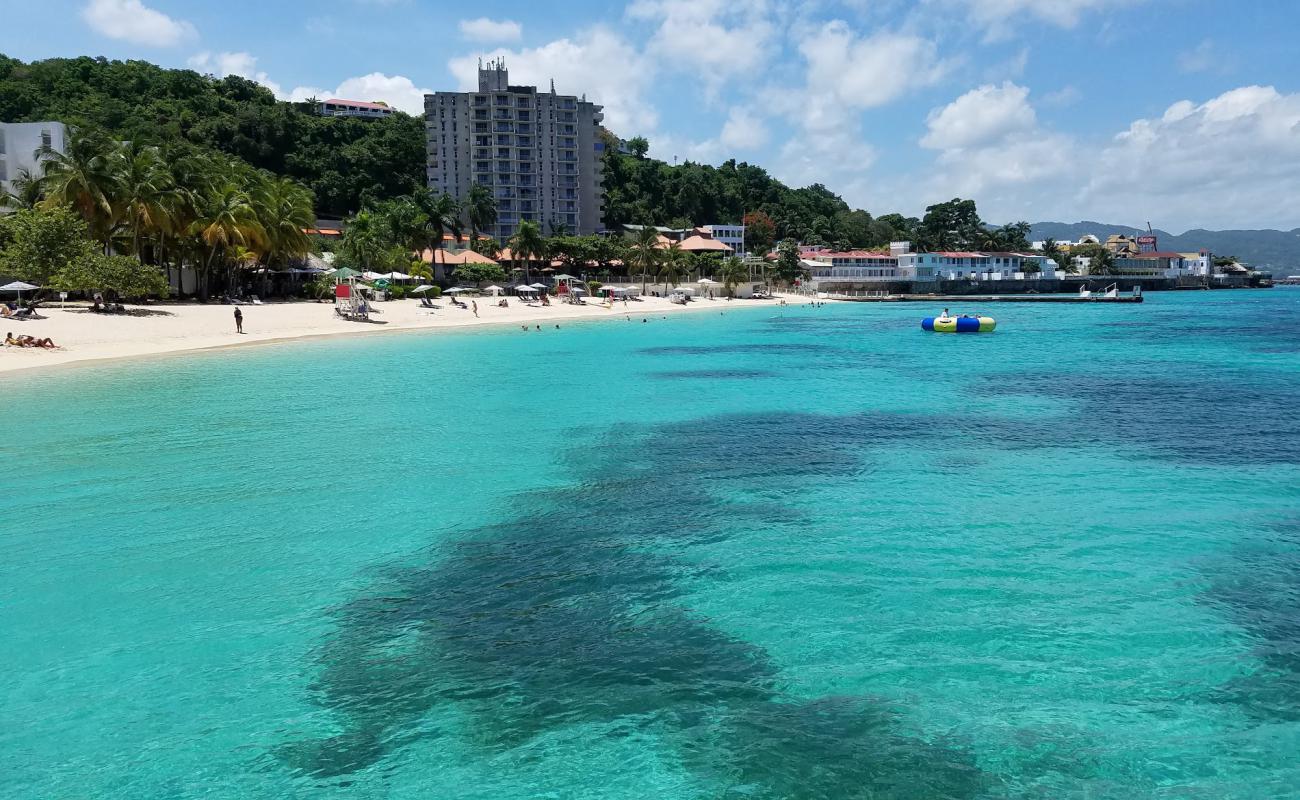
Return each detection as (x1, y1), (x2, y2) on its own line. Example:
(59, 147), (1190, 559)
(1, 294), (823, 374)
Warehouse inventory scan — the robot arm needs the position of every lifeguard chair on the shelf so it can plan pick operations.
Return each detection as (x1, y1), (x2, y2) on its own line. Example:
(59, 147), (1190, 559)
(334, 279), (369, 320)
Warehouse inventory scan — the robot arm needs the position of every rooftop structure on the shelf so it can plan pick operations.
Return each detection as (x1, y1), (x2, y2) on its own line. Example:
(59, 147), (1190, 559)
(317, 99), (395, 119)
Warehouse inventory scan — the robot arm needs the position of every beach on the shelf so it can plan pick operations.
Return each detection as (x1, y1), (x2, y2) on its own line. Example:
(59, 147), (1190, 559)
(0, 293), (818, 374)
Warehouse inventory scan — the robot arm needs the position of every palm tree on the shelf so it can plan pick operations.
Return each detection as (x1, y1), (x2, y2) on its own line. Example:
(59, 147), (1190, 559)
(39, 127), (123, 248)
(117, 141), (174, 260)
(465, 184), (497, 247)
(0, 167), (44, 211)
(507, 219), (546, 283)
(657, 241), (687, 291)
(1091, 248), (1117, 276)
(627, 226), (661, 294)
(255, 175), (314, 269)
(1040, 238), (1062, 275)
(418, 192), (462, 274)
(720, 256), (748, 298)
(192, 178), (265, 299)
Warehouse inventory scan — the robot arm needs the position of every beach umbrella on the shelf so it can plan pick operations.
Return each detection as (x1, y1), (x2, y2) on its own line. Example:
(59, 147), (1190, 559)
(1, 281), (39, 303)
(328, 267), (361, 280)
(412, 285), (434, 294)
(697, 278), (719, 285)
(530, 283), (548, 289)
(483, 285), (504, 295)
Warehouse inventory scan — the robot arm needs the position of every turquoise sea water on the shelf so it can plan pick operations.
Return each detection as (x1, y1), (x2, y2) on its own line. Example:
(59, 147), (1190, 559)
(3, 291), (1300, 799)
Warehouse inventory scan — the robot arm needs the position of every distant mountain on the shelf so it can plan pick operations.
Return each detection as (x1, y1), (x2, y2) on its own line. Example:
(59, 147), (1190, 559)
(1028, 222), (1300, 270)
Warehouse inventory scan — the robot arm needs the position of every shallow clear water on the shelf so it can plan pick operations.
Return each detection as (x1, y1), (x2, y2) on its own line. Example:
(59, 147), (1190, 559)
(3, 291), (1300, 799)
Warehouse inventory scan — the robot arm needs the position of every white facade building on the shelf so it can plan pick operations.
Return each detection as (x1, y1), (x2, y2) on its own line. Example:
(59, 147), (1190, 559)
(317, 99), (394, 119)
(0, 121), (66, 205)
(425, 60), (606, 241)
(703, 224), (745, 255)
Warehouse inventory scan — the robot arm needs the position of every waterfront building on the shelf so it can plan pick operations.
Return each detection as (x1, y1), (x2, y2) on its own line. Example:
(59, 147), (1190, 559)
(703, 224), (746, 255)
(802, 250), (902, 285)
(0, 121), (66, 206)
(317, 99), (395, 119)
(425, 60), (606, 241)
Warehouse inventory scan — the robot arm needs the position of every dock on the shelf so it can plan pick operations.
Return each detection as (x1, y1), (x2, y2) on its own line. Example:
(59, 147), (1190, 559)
(833, 293), (1143, 304)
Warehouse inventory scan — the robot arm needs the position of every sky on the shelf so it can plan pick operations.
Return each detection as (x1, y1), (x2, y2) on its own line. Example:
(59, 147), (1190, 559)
(6, 0), (1300, 232)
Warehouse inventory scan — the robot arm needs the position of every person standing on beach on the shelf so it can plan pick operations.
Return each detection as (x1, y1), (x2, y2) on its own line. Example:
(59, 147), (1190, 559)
(472, 300), (479, 318)
(234, 307), (244, 334)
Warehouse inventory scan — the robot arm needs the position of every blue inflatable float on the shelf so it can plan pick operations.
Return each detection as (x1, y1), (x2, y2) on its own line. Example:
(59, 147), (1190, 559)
(922, 315), (996, 333)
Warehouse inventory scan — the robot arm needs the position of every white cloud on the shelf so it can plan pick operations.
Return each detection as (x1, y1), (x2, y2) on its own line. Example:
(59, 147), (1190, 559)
(448, 27), (658, 134)
(921, 82), (1037, 151)
(1081, 85), (1300, 227)
(899, 83), (1300, 229)
(1177, 39), (1232, 75)
(81, 0), (196, 47)
(798, 21), (948, 111)
(458, 17), (523, 43)
(929, 0), (1145, 39)
(719, 108), (769, 150)
(766, 21), (946, 202)
(627, 0), (776, 90)
(188, 52), (283, 97)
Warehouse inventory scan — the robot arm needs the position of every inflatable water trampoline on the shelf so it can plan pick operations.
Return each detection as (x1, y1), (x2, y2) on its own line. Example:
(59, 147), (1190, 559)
(922, 315), (996, 333)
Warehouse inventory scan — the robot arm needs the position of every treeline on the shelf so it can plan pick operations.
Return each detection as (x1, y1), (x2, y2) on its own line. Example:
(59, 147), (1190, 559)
(0, 127), (314, 299)
(601, 138), (1032, 253)
(0, 54), (423, 217)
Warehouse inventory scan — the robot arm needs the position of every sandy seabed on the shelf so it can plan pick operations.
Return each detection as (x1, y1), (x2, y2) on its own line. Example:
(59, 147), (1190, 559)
(1, 294), (821, 375)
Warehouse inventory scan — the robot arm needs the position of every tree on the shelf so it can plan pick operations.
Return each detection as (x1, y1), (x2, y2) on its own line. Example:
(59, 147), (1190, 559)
(1071, 243), (1115, 276)
(657, 241), (688, 289)
(419, 192), (462, 270)
(548, 235), (597, 273)
(507, 219), (546, 282)
(192, 176), (265, 298)
(919, 198), (983, 251)
(720, 255), (748, 298)
(117, 140), (174, 259)
(254, 175), (314, 268)
(466, 183), (497, 243)
(774, 239), (806, 287)
(474, 237), (502, 260)
(452, 261), (507, 285)
(1040, 239), (1063, 274)
(625, 136), (650, 158)
(38, 127), (122, 247)
(0, 206), (98, 285)
(0, 168), (44, 211)
(743, 210), (776, 256)
(627, 225), (661, 294)
(339, 209), (387, 270)
(52, 253), (170, 300)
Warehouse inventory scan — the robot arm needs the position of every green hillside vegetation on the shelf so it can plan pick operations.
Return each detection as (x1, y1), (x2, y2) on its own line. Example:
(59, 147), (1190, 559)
(0, 54), (423, 218)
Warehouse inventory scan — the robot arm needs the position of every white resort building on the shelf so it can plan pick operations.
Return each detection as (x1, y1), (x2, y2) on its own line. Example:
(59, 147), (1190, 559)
(0, 121), (66, 204)
(802, 242), (1057, 291)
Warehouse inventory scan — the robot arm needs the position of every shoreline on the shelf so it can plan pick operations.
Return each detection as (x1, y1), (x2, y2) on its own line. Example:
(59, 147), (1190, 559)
(1, 294), (823, 376)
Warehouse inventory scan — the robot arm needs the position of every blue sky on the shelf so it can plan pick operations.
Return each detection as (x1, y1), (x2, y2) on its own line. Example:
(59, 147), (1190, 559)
(7, 0), (1300, 230)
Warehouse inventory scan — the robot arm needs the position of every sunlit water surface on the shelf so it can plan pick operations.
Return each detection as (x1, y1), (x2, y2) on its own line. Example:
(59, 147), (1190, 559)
(3, 291), (1300, 798)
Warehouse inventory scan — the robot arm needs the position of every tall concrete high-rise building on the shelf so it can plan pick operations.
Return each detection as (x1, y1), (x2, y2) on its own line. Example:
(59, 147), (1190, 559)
(425, 60), (606, 242)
